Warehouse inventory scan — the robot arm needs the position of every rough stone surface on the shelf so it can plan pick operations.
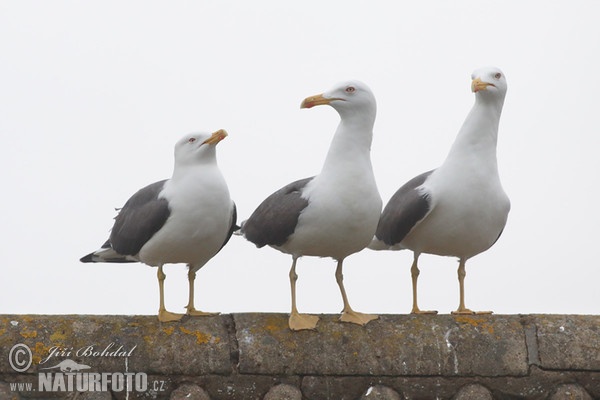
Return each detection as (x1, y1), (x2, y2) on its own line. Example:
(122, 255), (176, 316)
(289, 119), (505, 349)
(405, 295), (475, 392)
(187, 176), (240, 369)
(359, 385), (402, 399)
(235, 313), (528, 376)
(0, 381), (22, 400)
(535, 315), (600, 371)
(549, 384), (593, 400)
(263, 383), (302, 400)
(0, 314), (232, 375)
(452, 383), (493, 400)
(76, 391), (114, 400)
(1, 314), (600, 399)
(170, 383), (211, 400)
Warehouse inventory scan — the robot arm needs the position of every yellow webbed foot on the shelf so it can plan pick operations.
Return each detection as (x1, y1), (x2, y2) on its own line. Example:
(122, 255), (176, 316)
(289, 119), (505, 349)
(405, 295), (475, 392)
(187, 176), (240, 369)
(186, 307), (220, 317)
(158, 309), (184, 323)
(289, 312), (319, 331)
(452, 308), (493, 315)
(339, 310), (378, 326)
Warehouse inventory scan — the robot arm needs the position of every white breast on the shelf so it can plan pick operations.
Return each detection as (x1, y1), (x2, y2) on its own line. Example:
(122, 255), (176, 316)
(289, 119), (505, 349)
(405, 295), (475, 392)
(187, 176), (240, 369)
(282, 148), (382, 260)
(402, 157), (510, 259)
(139, 166), (232, 269)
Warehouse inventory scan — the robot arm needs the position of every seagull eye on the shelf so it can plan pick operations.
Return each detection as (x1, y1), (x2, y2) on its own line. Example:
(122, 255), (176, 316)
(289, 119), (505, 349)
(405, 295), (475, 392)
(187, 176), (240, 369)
(345, 86), (356, 93)
(188, 137), (196, 143)
(494, 72), (502, 79)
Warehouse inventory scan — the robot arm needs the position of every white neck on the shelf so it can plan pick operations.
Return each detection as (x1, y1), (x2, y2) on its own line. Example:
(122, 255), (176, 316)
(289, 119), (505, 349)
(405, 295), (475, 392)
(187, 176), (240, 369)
(320, 109), (375, 174)
(172, 152), (218, 182)
(444, 93), (504, 166)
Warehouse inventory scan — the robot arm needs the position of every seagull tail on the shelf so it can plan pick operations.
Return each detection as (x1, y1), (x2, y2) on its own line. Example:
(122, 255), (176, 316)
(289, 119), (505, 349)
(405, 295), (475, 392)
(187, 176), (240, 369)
(367, 236), (406, 251)
(367, 236), (389, 251)
(80, 240), (138, 263)
(233, 219), (247, 236)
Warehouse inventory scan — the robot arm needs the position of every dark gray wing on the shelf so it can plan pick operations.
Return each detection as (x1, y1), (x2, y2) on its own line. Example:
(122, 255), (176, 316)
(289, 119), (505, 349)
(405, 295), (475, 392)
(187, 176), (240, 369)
(218, 202), (238, 251)
(491, 228), (504, 247)
(109, 179), (171, 256)
(375, 170), (434, 246)
(241, 177), (313, 248)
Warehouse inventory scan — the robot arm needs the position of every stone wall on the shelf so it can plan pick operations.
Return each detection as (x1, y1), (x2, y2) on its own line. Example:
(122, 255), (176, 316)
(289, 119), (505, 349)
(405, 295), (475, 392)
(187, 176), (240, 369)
(0, 314), (599, 399)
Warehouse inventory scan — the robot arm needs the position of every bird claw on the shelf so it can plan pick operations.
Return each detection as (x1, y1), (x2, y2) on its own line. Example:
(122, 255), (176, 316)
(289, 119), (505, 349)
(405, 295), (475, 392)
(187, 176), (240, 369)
(451, 309), (475, 315)
(411, 308), (439, 315)
(451, 308), (493, 315)
(186, 308), (220, 317)
(339, 310), (378, 326)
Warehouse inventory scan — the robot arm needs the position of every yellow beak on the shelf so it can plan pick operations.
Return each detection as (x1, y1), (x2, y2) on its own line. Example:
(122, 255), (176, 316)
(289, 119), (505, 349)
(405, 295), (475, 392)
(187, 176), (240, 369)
(203, 129), (228, 145)
(471, 77), (495, 93)
(301, 93), (338, 109)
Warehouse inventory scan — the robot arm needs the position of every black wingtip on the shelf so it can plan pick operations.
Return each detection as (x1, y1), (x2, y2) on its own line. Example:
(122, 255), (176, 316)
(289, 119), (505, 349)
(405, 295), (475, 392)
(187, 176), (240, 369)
(79, 253), (95, 263)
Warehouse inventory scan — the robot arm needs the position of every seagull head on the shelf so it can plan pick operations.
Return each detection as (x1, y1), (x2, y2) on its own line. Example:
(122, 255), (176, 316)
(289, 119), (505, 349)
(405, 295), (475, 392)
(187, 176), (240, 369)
(300, 80), (376, 119)
(174, 129), (228, 166)
(471, 66), (507, 101)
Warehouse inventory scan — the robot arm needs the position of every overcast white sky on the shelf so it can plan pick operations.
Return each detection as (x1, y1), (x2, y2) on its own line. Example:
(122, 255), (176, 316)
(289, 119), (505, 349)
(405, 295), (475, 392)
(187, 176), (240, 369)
(1, 1), (599, 318)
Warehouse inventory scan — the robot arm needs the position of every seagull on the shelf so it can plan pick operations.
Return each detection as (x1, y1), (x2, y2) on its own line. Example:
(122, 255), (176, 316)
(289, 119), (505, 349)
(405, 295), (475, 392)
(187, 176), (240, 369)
(370, 67), (510, 315)
(240, 80), (382, 330)
(81, 130), (237, 322)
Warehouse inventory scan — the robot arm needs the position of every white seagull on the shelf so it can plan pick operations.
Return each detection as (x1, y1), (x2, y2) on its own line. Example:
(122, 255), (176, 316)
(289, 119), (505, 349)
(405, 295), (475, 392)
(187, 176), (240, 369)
(240, 80), (382, 330)
(370, 67), (510, 315)
(81, 130), (237, 322)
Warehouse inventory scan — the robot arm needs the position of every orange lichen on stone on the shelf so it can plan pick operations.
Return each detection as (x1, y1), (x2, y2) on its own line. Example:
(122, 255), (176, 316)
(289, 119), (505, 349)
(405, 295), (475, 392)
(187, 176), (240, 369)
(262, 314), (289, 334)
(20, 329), (38, 339)
(49, 330), (68, 343)
(454, 315), (495, 335)
(162, 326), (175, 336)
(179, 326), (215, 345)
(143, 335), (154, 345)
(33, 341), (51, 365)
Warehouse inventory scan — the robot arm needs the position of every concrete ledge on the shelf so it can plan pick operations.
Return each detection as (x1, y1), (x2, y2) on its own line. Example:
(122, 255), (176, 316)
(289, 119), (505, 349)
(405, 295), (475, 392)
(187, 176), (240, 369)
(1, 314), (599, 399)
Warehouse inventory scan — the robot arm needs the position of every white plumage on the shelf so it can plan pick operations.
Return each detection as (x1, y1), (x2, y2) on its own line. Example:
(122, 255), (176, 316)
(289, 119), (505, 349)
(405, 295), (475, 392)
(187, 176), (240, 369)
(141, 140), (233, 268)
(81, 130), (236, 322)
(370, 67), (510, 314)
(241, 80), (382, 330)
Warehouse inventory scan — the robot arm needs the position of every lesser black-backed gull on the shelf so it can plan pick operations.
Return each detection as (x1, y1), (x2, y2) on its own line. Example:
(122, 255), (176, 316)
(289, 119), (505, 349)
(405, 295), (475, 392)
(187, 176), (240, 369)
(240, 80), (382, 330)
(81, 130), (237, 322)
(370, 67), (510, 315)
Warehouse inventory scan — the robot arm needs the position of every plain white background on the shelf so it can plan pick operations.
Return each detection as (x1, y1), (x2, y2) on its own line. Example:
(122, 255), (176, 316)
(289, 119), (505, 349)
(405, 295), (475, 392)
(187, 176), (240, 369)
(1, 1), (599, 317)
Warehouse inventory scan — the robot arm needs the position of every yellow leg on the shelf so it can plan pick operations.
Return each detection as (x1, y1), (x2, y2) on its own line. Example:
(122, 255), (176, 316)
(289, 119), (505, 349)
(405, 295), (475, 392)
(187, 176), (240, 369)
(186, 268), (219, 317)
(451, 259), (492, 315)
(288, 257), (319, 331)
(410, 253), (437, 315)
(336, 260), (378, 326)
(157, 265), (184, 322)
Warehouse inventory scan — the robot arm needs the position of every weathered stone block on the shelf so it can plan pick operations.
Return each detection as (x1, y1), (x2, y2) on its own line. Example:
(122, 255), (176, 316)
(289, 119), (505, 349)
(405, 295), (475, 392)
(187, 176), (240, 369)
(198, 374), (301, 400)
(0, 315), (232, 376)
(549, 383), (592, 400)
(453, 383), (493, 400)
(263, 383), (302, 400)
(170, 383), (211, 400)
(360, 384), (402, 399)
(2, 314), (600, 400)
(0, 381), (22, 400)
(234, 313), (528, 376)
(535, 315), (600, 371)
(301, 376), (374, 400)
